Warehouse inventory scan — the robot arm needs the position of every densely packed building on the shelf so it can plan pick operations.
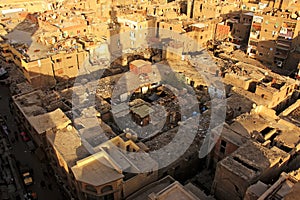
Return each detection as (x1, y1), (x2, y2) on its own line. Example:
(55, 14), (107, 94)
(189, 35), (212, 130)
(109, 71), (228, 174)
(0, 0), (300, 200)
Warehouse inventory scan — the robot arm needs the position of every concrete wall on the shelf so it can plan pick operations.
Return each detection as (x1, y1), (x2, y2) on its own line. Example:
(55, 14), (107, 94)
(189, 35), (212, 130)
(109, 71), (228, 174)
(123, 172), (158, 197)
(212, 162), (252, 200)
(210, 137), (240, 170)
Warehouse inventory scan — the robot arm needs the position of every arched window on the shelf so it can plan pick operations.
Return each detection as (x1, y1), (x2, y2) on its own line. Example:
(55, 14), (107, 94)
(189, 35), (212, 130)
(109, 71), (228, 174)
(101, 185), (113, 193)
(85, 185), (97, 193)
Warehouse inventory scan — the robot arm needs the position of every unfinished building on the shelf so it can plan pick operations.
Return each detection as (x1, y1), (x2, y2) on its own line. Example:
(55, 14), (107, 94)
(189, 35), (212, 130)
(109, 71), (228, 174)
(223, 62), (298, 111)
(211, 141), (290, 200)
(247, 10), (300, 70)
(245, 168), (300, 200)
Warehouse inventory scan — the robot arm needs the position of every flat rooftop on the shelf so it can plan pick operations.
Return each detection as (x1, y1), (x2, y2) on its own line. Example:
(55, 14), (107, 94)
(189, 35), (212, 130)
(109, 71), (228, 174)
(127, 176), (176, 200)
(229, 114), (267, 138)
(281, 100), (300, 128)
(130, 104), (154, 118)
(47, 126), (90, 167)
(151, 181), (200, 200)
(28, 108), (70, 134)
(287, 106), (300, 122)
(4, 20), (53, 61)
(226, 92), (254, 118)
(220, 142), (289, 181)
(13, 90), (46, 117)
(274, 128), (300, 150)
(130, 60), (151, 67)
(74, 108), (116, 148)
(117, 14), (152, 23)
(161, 60), (208, 87)
(221, 124), (245, 147)
(190, 23), (207, 29)
(72, 151), (124, 186)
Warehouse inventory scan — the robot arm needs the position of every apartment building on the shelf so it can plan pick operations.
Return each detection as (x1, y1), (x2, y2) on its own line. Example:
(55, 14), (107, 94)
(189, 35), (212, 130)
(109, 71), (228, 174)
(11, 90), (70, 148)
(241, 0), (300, 13)
(0, 40), (88, 88)
(184, 19), (219, 47)
(247, 10), (300, 68)
(46, 125), (90, 199)
(223, 62), (298, 111)
(209, 101), (300, 166)
(157, 17), (219, 51)
(212, 141), (290, 200)
(209, 102), (300, 200)
(188, 0), (240, 20)
(10, 87), (160, 200)
(147, 1), (186, 19)
(115, 14), (156, 51)
(0, 0), (52, 14)
(226, 12), (253, 44)
(0, 10), (92, 88)
(69, 135), (158, 200)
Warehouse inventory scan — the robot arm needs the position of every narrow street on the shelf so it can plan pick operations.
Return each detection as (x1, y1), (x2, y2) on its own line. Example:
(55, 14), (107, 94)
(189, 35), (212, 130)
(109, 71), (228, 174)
(0, 85), (64, 200)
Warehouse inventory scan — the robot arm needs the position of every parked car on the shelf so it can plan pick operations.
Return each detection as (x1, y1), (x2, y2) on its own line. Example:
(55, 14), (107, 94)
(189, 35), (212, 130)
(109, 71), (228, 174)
(20, 132), (30, 142)
(22, 172), (33, 186)
(20, 166), (33, 186)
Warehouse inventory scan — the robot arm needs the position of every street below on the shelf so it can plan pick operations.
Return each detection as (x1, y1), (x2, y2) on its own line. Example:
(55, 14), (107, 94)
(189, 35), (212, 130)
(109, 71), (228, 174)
(0, 85), (64, 200)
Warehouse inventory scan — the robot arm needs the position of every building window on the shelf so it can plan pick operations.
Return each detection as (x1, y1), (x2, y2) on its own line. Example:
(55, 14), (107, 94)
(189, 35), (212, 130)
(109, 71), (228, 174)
(101, 185), (113, 193)
(100, 185), (114, 200)
(146, 170), (153, 176)
(220, 140), (227, 154)
(85, 185), (97, 193)
(86, 195), (98, 200)
(250, 49), (257, 54)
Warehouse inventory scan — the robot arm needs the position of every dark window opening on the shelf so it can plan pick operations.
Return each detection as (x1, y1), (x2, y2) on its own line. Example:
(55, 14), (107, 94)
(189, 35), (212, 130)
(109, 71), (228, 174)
(260, 127), (274, 136)
(220, 140), (227, 154)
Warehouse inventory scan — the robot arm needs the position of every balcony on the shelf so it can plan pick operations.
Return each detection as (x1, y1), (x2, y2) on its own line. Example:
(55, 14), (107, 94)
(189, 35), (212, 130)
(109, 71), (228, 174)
(276, 41), (291, 51)
(278, 30), (294, 39)
(277, 36), (293, 42)
(274, 52), (288, 59)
